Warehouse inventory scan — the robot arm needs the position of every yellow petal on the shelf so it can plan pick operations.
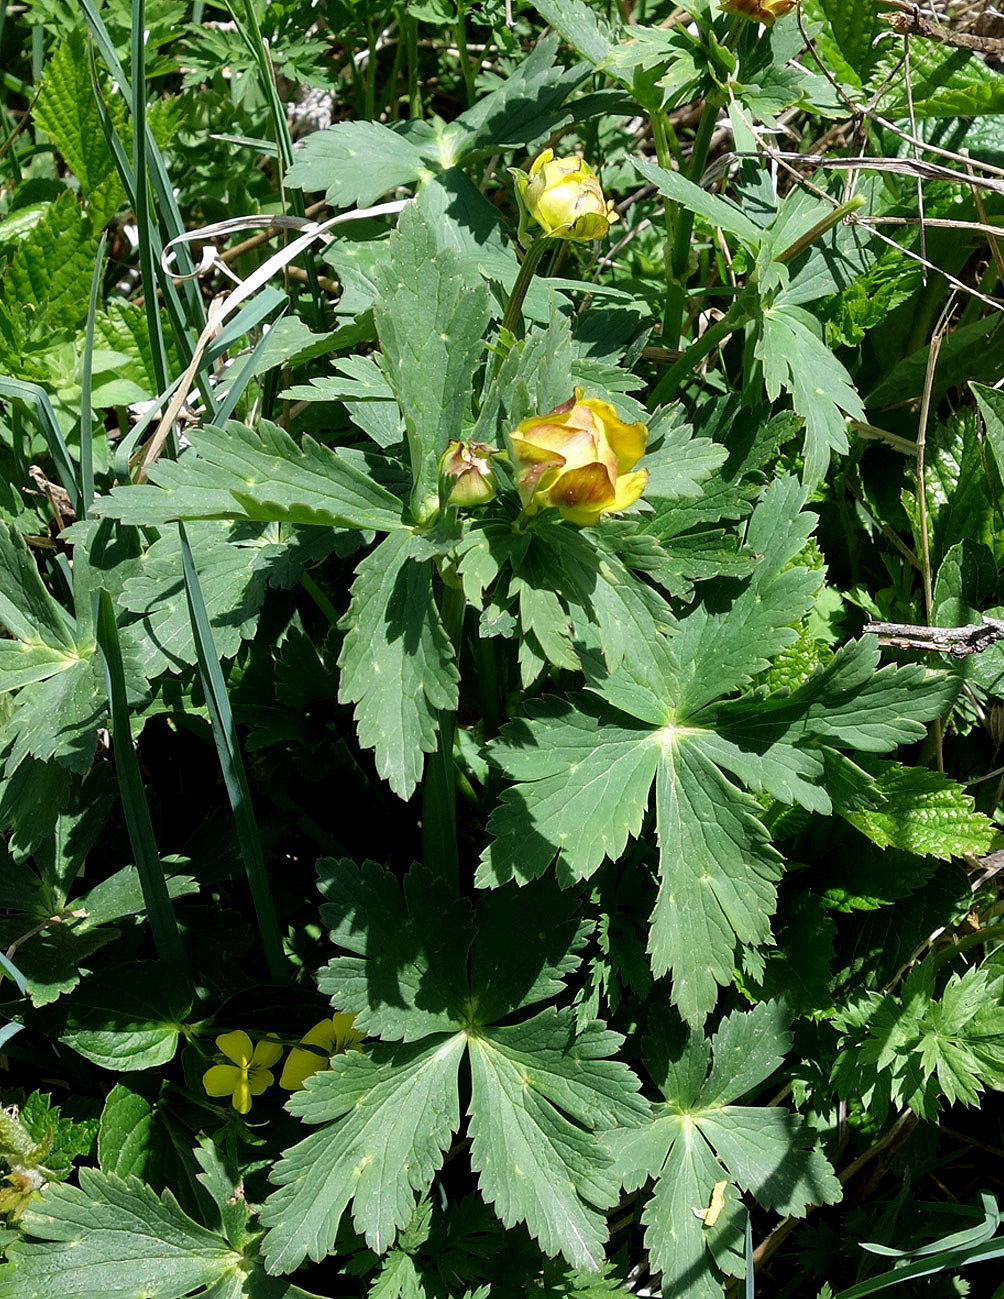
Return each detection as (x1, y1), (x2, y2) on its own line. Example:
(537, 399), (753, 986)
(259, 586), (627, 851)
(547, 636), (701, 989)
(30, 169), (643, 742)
(247, 1066), (275, 1096)
(331, 1013), (366, 1052)
(549, 463), (616, 519)
(216, 1029), (253, 1067)
(252, 1038), (284, 1070)
(232, 1077), (253, 1114)
(280, 1045), (329, 1091)
(610, 469), (649, 513)
(203, 1064), (242, 1098)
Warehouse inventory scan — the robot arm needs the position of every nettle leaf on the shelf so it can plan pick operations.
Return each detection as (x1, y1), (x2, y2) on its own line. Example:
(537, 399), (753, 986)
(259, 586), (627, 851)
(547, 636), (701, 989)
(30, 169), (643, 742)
(3, 189), (98, 337)
(33, 28), (124, 226)
(337, 531), (459, 801)
(93, 422), (406, 531)
(756, 304), (864, 487)
(262, 864), (645, 1273)
(840, 757), (994, 858)
(371, 191), (491, 515)
(0, 1168), (320, 1299)
(608, 1003), (840, 1299)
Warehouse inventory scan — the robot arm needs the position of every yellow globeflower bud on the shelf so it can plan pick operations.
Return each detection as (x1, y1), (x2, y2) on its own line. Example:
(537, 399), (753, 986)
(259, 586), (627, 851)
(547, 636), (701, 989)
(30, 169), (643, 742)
(516, 150), (620, 243)
(718, 0), (796, 24)
(438, 440), (497, 506)
(509, 390), (648, 527)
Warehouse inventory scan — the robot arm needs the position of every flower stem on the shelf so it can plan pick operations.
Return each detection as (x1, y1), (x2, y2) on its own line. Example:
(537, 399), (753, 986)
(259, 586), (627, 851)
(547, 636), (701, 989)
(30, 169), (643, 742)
(663, 92), (723, 350)
(647, 298), (750, 410)
(499, 235), (550, 341)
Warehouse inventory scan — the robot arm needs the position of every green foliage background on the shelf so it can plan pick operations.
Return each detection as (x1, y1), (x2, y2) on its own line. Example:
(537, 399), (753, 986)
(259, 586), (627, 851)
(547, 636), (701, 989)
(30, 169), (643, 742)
(1, 0), (1004, 1296)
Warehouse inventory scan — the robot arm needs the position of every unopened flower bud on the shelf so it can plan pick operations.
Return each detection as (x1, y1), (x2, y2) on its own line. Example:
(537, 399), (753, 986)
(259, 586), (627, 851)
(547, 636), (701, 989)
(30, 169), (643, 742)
(718, 0), (796, 24)
(439, 440), (497, 507)
(514, 150), (620, 243)
(509, 391), (648, 527)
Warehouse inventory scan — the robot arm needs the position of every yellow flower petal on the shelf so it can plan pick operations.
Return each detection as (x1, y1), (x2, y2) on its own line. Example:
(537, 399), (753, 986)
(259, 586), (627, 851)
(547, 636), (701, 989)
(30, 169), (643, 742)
(216, 1029), (253, 1067)
(232, 1077), (253, 1115)
(252, 1038), (283, 1070)
(203, 1064), (242, 1098)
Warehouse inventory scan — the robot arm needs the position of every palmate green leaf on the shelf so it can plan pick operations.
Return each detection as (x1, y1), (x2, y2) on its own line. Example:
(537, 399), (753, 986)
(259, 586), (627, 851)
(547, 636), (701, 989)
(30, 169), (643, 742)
(285, 120), (427, 207)
(480, 492), (959, 1022)
(444, 33), (590, 156)
(649, 742), (783, 1022)
(640, 406), (728, 502)
(59, 960), (192, 1071)
(263, 1038), (466, 1273)
(0, 522), (75, 652)
(337, 531), (459, 801)
(468, 1012), (645, 1273)
(665, 475), (821, 714)
(93, 422), (407, 531)
(609, 1003), (840, 1298)
(476, 695), (661, 888)
(315, 859), (472, 1041)
(634, 158), (763, 251)
(840, 757), (994, 858)
(0, 1169), (321, 1299)
(371, 193), (490, 516)
(1, 657), (106, 776)
(117, 522), (270, 679)
(756, 304), (864, 487)
(700, 638), (960, 815)
(264, 865), (645, 1273)
(532, 0), (618, 70)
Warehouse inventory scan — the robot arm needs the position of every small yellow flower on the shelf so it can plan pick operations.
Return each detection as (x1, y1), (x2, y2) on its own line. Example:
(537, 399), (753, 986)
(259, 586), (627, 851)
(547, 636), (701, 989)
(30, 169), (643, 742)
(515, 150), (619, 243)
(202, 1030), (282, 1115)
(718, 0), (796, 24)
(509, 390), (648, 527)
(280, 1014), (365, 1091)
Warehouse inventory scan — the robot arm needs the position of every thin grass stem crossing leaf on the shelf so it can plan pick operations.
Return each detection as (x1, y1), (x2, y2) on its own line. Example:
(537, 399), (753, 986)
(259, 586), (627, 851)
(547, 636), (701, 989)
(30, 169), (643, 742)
(337, 531), (460, 801)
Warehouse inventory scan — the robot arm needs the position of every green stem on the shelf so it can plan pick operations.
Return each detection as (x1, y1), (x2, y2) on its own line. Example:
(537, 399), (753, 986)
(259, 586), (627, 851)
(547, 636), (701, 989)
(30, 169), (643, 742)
(454, 7), (477, 109)
(500, 235), (550, 341)
(663, 92), (723, 350)
(647, 298), (749, 410)
(300, 570), (341, 629)
(422, 582), (465, 893)
(402, 7), (421, 117)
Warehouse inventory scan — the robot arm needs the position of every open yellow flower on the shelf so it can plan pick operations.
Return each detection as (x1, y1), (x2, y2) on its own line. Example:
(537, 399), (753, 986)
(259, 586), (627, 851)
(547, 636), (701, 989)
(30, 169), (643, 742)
(509, 391), (648, 526)
(516, 150), (619, 243)
(202, 1030), (282, 1115)
(280, 1014), (365, 1091)
(718, 0), (796, 24)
